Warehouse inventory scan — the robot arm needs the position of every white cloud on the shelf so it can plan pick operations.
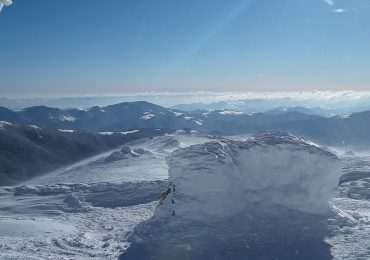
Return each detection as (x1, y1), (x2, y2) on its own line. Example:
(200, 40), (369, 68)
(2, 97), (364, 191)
(0, 0), (12, 13)
(322, 0), (347, 14)
(323, 0), (334, 6)
(333, 8), (346, 13)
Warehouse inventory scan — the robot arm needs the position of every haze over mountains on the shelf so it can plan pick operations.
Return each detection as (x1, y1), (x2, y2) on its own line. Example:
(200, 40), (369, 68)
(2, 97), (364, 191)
(1, 100), (370, 148)
(3, 91), (370, 114)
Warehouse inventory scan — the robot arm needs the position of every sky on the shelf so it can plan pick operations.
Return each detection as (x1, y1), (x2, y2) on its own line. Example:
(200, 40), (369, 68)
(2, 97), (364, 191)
(0, 0), (370, 97)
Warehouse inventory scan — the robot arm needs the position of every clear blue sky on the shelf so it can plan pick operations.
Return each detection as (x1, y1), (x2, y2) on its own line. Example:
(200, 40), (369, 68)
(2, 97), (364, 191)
(0, 0), (369, 97)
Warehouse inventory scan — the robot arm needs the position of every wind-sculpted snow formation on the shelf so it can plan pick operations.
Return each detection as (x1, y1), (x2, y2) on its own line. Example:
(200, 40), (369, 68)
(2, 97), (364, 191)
(121, 132), (342, 260)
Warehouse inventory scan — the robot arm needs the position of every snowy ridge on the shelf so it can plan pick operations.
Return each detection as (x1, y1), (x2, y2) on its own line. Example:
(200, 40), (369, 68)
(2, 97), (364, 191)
(122, 132), (342, 259)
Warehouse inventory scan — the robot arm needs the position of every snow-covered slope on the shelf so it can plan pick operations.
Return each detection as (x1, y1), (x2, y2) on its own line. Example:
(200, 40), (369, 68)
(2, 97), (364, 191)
(4, 132), (370, 259)
(0, 122), (166, 186)
(27, 134), (211, 185)
(0, 182), (160, 259)
(325, 155), (370, 259)
(122, 132), (342, 259)
(0, 134), (212, 259)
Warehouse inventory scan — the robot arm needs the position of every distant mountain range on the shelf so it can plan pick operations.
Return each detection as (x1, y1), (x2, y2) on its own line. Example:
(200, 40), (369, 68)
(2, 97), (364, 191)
(1, 101), (370, 149)
(1, 100), (370, 185)
(0, 122), (167, 186)
(173, 99), (370, 117)
(4, 94), (370, 116)
(0, 101), (202, 133)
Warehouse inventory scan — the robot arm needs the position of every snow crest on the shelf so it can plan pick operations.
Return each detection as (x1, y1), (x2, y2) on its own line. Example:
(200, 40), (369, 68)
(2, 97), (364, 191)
(121, 132), (342, 259)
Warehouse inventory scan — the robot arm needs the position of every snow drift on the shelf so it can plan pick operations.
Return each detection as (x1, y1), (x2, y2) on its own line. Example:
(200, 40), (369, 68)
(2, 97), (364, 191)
(121, 132), (342, 260)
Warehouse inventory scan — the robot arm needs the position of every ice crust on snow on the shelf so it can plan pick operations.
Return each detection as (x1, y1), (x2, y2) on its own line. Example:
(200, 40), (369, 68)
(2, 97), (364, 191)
(164, 132), (340, 216)
(122, 132), (342, 259)
(154, 132), (341, 220)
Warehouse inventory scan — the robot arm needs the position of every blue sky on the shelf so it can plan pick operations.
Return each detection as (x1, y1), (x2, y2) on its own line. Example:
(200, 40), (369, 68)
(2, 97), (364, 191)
(0, 0), (369, 97)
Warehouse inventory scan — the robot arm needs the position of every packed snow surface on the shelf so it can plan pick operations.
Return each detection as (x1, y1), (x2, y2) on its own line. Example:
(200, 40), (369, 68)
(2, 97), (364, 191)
(0, 182), (158, 259)
(0, 134), (212, 259)
(3, 133), (370, 259)
(122, 132), (342, 259)
(325, 155), (370, 259)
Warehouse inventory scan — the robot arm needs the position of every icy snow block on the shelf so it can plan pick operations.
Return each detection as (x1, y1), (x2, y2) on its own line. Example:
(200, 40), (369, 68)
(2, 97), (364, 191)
(121, 132), (342, 260)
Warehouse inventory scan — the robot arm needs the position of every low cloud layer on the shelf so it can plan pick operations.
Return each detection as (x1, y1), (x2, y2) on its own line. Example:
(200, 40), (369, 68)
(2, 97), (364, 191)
(0, 0), (12, 12)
